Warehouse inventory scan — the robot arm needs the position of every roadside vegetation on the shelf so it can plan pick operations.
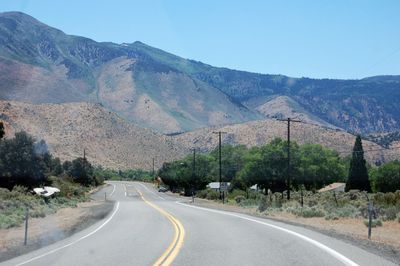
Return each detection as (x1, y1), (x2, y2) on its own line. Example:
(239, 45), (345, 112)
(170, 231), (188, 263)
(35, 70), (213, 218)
(0, 124), (106, 229)
(158, 135), (400, 223)
(93, 167), (153, 182)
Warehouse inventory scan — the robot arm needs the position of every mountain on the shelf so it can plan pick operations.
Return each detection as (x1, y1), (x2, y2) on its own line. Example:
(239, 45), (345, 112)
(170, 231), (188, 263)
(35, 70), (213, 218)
(173, 119), (396, 165)
(1, 12), (400, 134)
(0, 100), (186, 170)
(2, 100), (396, 170)
(0, 12), (259, 134)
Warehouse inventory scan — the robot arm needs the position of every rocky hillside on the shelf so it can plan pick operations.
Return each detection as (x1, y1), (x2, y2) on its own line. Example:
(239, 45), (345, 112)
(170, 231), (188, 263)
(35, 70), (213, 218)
(0, 12), (400, 134)
(0, 101), (187, 170)
(173, 120), (398, 165)
(0, 100), (397, 170)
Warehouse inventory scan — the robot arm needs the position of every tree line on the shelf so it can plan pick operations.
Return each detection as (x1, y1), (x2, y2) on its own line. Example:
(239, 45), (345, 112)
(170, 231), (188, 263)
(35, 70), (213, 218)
(0, 125), (100, 189)
(159, 136), (400, 195)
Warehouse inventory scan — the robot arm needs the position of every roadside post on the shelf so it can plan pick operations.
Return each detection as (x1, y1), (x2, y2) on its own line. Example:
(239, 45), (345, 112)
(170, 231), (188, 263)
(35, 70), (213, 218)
(105, 192), (107, 201)
(368, 201), (373, 239)
(220, 182), (228, 204)
(24, 208), (29, 246)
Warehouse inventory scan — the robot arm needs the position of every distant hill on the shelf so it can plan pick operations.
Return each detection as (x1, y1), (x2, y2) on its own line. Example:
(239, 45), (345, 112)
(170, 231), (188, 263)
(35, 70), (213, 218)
(0, 100), (186, 170)
(0, 12), (400, 134)
(173, 119), (397, 165)
(0, 100), (397, 170)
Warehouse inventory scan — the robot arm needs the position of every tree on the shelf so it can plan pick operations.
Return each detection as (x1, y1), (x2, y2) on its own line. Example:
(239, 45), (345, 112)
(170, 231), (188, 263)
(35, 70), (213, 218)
(239, 138), (298, 194)
(210, 145), (247, 182)
(298, 144), (346, 192)
(0, 121), (5, 140)
(158, 153), (213, 195)
(0, 131), (47, 189)
(68, 157), (94, 186)
(370, 161), (400, 192)
(345, 135), (371, 192)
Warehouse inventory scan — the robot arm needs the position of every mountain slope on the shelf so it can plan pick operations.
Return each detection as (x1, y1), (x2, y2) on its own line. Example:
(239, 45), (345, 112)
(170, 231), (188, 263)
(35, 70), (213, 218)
(0, 12), (259, 133)
(0, 100), (187, 170)
(1, 12), (400, 134)
(1, 100), (396, 170)
(173, 119), (396, 164)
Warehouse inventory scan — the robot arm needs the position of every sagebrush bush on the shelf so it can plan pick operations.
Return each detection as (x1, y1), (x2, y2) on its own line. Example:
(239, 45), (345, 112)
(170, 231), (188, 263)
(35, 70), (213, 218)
(363, 219), (383, 227)
(286, 206), (325, 218)
(228, 189), (247, 200)
(325, 213), (339, 220)
(381, 206), (400, 221)
(0, 178), (90, 229)
(235, 195), (246, 204)
(258, 196), (268, 212)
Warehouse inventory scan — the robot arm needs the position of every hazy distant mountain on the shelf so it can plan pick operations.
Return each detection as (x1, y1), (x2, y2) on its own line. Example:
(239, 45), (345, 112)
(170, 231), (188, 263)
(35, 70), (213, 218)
(1, 11), (400, 134)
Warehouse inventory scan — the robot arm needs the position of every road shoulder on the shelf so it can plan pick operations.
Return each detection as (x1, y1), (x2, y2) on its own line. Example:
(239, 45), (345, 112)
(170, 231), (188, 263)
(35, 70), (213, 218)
(174, 196), (400, 264)
(0, 195), (114, 262)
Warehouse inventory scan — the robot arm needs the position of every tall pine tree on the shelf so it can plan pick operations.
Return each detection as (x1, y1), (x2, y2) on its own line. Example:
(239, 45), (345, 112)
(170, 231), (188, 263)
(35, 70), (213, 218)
(345, 135), (371, 192)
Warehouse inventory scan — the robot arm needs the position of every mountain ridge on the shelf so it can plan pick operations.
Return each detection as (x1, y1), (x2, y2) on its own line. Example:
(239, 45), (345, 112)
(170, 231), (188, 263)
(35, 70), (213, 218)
(0, 11), (400, 134)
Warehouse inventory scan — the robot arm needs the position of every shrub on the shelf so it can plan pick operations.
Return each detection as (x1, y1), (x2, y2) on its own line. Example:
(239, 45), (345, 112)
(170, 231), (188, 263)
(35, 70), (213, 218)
(205, 189), (219, 200)
(235, 195), (246, 204)
(258, 196), (268, 212)
(228, 189), (247, 200)
(325, 213), (339, 220)
(381, 206), (400, 221)
(363, 219), (383, 227)
(286, 206), (325, 218)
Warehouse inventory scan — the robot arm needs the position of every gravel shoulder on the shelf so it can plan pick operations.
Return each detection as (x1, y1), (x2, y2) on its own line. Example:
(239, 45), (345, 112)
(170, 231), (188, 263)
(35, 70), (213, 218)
(0, 191), (114, 262)
(181, 196), (400, 264)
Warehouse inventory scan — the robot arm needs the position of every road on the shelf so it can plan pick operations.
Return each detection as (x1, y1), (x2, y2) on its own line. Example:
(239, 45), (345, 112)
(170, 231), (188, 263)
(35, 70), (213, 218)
(1, 181), (396, 266)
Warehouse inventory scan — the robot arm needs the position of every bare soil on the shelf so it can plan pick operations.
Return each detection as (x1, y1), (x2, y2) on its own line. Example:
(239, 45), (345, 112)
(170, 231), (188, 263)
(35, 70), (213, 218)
(0, 200), (114, 262)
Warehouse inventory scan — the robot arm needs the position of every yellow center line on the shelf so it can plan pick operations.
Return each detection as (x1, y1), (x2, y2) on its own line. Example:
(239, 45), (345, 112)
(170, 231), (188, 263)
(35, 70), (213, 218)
(134, 187), (185, 266)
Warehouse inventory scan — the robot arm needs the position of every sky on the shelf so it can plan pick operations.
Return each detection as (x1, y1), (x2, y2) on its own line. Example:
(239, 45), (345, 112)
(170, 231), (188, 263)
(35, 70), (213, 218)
(1, 0), (399, 79)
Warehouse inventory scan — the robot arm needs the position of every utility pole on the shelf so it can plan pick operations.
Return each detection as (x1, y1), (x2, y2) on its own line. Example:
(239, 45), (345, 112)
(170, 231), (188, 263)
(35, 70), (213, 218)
(83, 148), (86, 160)
(213, 131), (227, 203)
(277, 118), (301, 200)
(152, 157), (155, 178)
(191, 148), (196, 203)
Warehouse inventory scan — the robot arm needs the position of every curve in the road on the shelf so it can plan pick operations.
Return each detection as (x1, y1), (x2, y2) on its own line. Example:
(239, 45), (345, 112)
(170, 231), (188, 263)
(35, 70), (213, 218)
(135, 187), (185, 266)
(176, 202), (360, 266)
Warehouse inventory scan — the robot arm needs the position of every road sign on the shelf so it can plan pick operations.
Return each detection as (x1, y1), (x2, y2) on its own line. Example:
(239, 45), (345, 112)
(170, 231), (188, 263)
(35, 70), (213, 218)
(220, 182), (228, 192)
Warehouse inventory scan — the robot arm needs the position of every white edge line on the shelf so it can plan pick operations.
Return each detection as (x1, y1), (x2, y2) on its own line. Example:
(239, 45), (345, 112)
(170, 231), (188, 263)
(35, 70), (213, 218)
(138, 183), (165, 200)
(109, 184), (116, 197)
(15, 201), (120, 266)
(176, 202), (359, 266)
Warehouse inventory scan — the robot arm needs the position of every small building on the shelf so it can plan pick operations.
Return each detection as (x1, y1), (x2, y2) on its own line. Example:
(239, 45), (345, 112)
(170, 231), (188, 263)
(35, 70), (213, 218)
(318, 182), (346, 193)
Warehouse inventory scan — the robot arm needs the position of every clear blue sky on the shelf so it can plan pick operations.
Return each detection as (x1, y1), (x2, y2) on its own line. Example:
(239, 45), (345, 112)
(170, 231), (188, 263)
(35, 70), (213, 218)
(1, 0), (399, 79)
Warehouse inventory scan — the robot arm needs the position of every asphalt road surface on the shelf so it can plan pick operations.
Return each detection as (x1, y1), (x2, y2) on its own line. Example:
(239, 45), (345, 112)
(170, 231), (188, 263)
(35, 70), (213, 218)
(2, 181), (396, 266)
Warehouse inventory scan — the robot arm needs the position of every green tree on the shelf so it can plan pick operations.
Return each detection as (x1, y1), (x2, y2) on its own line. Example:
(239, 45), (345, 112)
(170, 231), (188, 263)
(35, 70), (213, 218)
(298, 144), (346, 192)
(0, 131), (47, 189)
(158, 153), (213, 195)
(210, 145), (248, 182)
(345, 135), (371, 192)
(370, 161), (400, 192)
(239, 138), (298, 194)
(68, 157), (94, 186)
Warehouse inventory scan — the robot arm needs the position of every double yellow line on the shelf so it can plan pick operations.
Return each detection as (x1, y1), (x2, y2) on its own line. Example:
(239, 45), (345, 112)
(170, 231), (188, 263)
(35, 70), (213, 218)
(135, 189), (185, 266)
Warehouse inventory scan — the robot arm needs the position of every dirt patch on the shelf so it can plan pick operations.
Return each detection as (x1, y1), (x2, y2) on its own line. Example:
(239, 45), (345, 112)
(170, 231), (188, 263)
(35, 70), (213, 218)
(190, 197), (400, 264)
(0, 200), (114, 262)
